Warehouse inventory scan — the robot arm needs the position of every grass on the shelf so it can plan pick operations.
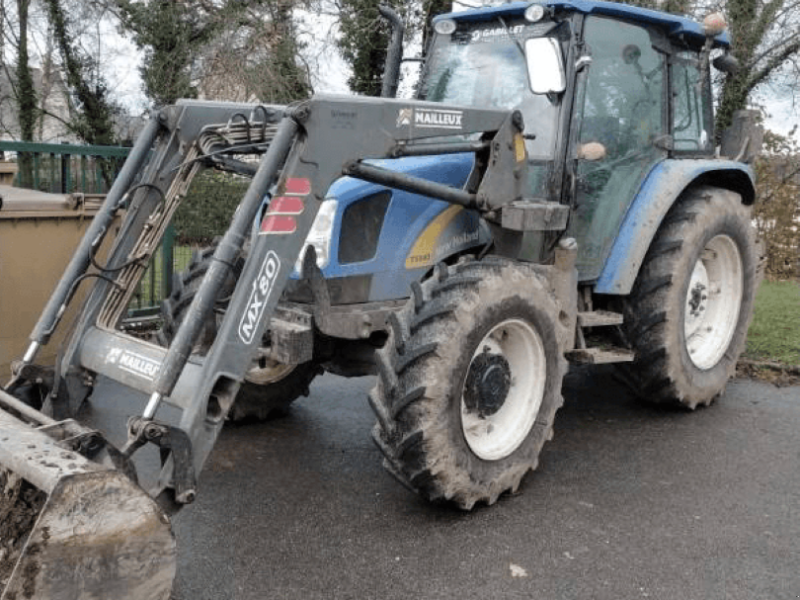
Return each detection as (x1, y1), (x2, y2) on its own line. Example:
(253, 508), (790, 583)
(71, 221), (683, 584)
(744, 280), (800, 366)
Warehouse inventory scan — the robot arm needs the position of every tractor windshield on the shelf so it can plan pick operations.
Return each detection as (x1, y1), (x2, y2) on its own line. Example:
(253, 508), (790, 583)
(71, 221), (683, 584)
(421, 18), (569, 196)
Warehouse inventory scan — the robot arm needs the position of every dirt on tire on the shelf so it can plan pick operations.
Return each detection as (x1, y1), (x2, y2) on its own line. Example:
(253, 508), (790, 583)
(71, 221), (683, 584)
(370, 257), (567, 510)
(620, 185), (758, 408)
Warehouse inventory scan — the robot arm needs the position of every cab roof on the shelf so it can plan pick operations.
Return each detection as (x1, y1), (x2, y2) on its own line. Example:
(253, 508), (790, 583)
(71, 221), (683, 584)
(436, 0), (730, 47)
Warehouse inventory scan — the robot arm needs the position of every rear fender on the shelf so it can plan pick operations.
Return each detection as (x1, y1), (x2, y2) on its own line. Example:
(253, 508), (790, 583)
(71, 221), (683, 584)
(595, 159), (755, 295)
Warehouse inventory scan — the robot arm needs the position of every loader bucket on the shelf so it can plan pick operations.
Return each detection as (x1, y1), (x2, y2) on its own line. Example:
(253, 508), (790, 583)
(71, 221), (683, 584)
(0, 409), (175, 600)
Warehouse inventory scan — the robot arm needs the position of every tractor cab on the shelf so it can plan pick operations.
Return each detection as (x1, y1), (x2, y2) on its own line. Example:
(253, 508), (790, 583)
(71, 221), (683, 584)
(420, 0), (731, 278)
(421, 6), (569, 202)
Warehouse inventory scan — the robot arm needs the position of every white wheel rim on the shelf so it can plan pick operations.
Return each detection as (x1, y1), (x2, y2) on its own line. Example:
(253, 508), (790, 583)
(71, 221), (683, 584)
(245, 352), (295, 385)
(683, 234), (743, 369)
(460, 318), (546, 461)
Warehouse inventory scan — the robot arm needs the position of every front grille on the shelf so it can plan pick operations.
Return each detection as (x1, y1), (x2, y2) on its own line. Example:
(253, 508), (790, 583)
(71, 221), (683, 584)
(338, 192), (391, 264)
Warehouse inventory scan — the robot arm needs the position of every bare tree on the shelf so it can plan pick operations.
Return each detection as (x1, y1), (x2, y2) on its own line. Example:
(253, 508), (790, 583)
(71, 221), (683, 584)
(111, 0), (311, 106)
(716, 0), (800, 134)
(196, 1), (310, 104)
(44, 0), (117, 145)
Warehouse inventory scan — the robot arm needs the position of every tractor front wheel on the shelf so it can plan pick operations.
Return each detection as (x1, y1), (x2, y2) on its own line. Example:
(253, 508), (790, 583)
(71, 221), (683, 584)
(369, 258), (566, 509)
(159, 247), (319, 422)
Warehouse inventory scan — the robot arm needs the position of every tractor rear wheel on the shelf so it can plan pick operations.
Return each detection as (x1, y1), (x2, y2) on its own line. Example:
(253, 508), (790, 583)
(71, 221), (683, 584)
(369, 258), (566, 509)
(621, 186), (757, 409)
(159, 247), (319, 422)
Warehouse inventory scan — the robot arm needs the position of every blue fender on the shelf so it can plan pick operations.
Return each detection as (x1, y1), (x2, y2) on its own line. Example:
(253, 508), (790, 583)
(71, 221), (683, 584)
(594, 159), (755, 295)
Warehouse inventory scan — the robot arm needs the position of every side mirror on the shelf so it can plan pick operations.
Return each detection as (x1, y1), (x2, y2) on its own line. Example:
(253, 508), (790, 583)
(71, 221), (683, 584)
(526, 37), (566, 94)
(713, 53), (740, 74)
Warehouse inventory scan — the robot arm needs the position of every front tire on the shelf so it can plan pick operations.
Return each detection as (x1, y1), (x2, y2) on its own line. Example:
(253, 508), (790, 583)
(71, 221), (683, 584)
(369, 258), (566, 509)
(621, 186), (757, 409)
(159, 247), (319, 422)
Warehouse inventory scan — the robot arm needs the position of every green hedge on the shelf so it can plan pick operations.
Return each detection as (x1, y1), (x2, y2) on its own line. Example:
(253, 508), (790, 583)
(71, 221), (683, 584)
(173, 170), (251, 244)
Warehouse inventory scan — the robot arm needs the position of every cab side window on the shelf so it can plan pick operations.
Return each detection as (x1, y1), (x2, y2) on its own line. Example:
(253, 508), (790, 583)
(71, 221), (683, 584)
(579, 17), (665, 158)
(671, 53), (712, 151)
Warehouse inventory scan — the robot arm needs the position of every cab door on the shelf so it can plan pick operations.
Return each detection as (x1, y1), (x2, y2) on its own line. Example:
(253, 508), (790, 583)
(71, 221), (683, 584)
(566, 16), (669, 281)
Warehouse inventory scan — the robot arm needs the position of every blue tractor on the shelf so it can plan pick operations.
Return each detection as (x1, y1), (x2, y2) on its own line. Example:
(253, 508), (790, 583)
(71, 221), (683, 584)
(0, 1), (762, 593)
(160, 1), (761, 507)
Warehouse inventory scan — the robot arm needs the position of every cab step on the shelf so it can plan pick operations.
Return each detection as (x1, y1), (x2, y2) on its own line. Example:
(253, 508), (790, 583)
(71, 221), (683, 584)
(565, 347), (635, 364)
(570, 309), (632, 363)
(577, 310), (624, 328)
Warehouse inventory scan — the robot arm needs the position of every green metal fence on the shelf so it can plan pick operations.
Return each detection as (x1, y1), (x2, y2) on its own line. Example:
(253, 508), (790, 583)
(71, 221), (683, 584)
(0, 140), (130, 193)
(0, 140), (179, 319)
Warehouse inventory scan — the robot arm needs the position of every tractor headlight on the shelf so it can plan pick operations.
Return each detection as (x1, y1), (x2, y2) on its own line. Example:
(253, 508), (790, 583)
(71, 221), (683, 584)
(295, 199), (338, 274)
(434, 19), (457, 35)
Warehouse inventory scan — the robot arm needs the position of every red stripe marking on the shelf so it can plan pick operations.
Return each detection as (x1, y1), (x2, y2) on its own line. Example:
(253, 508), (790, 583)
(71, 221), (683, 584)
(260, 215), (297, 234)
(268, 196), (304, 215)
(284, 178), (311, 196)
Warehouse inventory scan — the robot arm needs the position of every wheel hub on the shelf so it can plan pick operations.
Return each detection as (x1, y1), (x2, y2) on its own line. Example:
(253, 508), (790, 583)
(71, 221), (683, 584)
(460, 318), (547, 461)
(245, 351), (296, 385)
(687, 280), (708, 318)
(463, 349), (512, 418)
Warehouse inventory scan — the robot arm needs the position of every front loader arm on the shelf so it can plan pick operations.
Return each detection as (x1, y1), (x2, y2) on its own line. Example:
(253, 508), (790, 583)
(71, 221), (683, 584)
(147, 95), (531, 502)
(0, 93), (535, 599)
(8, 95), (531, 510)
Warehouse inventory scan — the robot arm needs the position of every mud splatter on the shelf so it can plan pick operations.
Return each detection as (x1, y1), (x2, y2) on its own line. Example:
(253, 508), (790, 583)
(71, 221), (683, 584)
(736, 359), (800, 387)
(0, 471), (46, 597)
(20, 543), (40, 599)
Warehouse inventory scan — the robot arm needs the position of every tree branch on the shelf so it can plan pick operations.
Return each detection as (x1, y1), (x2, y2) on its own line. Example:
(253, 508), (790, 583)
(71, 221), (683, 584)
(749, 29), (800, 66)
(748, 39), (800, 89)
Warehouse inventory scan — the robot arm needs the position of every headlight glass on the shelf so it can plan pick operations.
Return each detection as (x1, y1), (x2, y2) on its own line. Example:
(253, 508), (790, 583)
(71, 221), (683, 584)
(295, 199), (338, 274)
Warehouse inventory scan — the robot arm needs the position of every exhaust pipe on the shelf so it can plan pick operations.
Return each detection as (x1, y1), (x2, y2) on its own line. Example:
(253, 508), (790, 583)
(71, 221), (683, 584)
(379, 5), (404, 98)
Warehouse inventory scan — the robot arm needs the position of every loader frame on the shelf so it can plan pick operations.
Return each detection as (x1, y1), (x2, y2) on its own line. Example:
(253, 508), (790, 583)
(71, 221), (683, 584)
(5, 96), (562, 507)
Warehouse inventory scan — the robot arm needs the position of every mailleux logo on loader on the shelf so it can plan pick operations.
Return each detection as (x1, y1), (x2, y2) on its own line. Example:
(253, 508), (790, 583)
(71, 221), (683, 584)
(397, 108), (463, 130)
(239, 251), (281, 344)
(396, 108), (413, 127)
(106, 348), (160, 381)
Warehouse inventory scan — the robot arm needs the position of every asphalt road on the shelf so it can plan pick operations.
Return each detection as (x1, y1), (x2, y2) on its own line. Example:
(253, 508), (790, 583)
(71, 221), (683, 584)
(93, 368), (800, 600)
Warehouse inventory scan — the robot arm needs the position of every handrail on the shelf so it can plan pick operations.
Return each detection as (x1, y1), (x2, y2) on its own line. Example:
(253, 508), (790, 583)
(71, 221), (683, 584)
(0, 140), (131, 157)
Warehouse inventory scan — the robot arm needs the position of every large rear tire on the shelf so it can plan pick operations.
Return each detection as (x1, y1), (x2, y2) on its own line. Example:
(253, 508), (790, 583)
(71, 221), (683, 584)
(369, 258), (566, 510)
(159, 247), (319, 422)
(621, 186), (757, 409)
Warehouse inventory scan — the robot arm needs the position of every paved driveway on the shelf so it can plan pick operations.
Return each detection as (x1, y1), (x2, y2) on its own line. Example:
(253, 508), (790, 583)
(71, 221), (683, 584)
(151, 367), (800, 600)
